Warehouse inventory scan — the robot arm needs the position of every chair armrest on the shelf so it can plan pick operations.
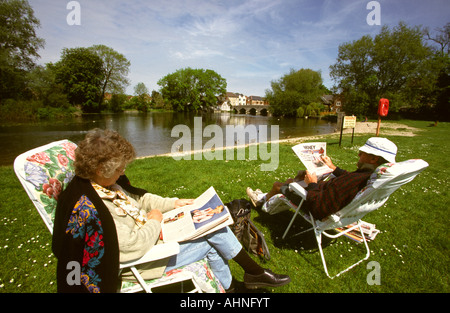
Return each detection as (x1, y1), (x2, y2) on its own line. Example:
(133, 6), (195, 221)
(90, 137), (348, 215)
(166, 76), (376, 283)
(119, 241), (180, 269)
(288, 182), (308, 200)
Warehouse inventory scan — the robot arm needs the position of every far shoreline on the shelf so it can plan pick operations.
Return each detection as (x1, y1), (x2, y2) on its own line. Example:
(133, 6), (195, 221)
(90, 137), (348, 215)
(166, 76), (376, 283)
(137, 121), (420, 160)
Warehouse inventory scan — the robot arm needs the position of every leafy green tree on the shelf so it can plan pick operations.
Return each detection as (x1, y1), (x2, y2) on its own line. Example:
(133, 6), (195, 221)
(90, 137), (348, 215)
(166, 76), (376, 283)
(54, 47), (103, 112)
(330, 22), (436, 116)
(0, 0), (44, 100)
(104, 93), (127, 113)
(265, 68), (325, 117)
(89, 44), (131, 109)
(133, 82), (149, 112)
(296, 106), (304, 118)
(433, 56), (450, 121)
(150, 90), (166, 109)
(158, 67), (226, 111)
(425, 23), (450, 121)
(27, 64), (69, 108)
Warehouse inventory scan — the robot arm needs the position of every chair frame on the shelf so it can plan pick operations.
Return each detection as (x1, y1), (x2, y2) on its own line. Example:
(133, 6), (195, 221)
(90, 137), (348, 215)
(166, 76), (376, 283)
(118, 243), (202, 293)
(14, 140), (217, 293)
(277, 159), (428, 279)
(278, 192), (371, 279)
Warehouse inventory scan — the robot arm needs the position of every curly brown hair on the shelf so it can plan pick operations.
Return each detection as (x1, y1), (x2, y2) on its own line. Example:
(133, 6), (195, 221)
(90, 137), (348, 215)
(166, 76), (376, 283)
(74, 128), (136, 180)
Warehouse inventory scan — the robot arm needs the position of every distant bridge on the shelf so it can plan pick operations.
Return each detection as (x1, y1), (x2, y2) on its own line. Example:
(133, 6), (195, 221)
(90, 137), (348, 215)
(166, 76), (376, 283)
(232, 105), (271, 116)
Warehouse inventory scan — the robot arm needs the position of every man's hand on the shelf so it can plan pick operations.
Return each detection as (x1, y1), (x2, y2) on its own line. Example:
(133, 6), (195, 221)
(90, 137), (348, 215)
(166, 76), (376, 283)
(321, 155), (336, 171)
(147, 209), (163, 222)
(293, 170), (306, 182)
(304, 170), (317, 185)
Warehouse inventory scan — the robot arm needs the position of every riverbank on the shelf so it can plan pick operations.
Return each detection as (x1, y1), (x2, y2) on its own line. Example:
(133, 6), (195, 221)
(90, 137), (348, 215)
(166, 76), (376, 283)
(140, 120), (422, 160)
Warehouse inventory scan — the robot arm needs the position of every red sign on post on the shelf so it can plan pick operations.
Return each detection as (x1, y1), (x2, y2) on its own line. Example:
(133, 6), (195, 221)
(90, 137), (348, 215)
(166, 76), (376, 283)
(378, 98), (389, 117)
(376, 98), (389, 136)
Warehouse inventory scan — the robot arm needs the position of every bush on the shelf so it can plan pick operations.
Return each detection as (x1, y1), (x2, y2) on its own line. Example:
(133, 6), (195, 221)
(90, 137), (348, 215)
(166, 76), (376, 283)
(0, 99), (75, 122)
(0, 99), (40, 121)
(107, 94), (128, 113)
(36, 107), (74, 120)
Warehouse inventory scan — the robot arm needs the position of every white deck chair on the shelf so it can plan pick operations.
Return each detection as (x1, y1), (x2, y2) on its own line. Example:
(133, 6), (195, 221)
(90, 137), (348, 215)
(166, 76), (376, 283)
(14, 140), (224, 293)
(262, 159), (429, 279)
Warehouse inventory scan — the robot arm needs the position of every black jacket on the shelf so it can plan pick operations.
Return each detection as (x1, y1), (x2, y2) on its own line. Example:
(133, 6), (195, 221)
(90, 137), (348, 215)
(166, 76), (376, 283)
(52, 175), (146, 293)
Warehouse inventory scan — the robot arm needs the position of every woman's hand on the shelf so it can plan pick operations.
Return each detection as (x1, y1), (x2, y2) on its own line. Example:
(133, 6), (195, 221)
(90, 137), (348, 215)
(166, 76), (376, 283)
(147, 209), (163, 222)
(174, 199), (195, 209)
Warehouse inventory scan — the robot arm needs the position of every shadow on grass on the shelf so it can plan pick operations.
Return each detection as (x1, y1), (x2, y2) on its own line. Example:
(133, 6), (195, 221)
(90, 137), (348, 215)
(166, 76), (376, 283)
(253, 207), (334, 251)
(252, 206), (377, 279)
(252, 207), (339, 274)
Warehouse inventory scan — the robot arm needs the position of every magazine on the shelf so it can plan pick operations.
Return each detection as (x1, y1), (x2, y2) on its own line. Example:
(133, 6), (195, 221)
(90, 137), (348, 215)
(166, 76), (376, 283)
(160, 186), (234, 242)
(292, 142), (333, 183)
(335, 221), (380, 243)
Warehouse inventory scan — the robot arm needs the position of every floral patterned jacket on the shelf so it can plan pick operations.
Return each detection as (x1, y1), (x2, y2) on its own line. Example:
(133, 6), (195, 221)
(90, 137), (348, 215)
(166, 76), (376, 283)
(52, 175), (122, 293)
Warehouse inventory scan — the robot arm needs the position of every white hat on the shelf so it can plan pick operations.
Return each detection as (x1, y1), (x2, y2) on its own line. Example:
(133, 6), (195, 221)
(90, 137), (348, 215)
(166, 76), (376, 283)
(359, 137), (397, 163)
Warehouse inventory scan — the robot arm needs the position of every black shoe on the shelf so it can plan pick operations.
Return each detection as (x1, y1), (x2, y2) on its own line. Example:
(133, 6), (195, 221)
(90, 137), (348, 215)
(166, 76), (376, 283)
(226, 278), (247, 293)
(225, 282), (235, 293)
(244, 269), (291, 289)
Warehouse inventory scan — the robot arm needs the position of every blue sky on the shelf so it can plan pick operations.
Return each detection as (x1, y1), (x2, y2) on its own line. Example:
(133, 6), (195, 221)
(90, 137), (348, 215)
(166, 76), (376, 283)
(29, 0), (450, 96)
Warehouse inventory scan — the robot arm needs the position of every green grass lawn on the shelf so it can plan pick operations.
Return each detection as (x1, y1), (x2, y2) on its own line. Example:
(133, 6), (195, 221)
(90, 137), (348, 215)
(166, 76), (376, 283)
(0, 120), (448, 293)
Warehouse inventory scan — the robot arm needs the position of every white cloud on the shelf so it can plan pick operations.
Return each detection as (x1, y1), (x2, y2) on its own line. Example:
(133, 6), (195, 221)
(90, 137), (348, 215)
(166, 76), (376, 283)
(29, 0), (450, 96)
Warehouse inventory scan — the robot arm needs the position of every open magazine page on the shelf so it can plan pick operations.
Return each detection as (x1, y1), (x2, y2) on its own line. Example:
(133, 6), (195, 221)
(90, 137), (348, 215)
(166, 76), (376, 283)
(161, 186), (233, 242)
(292, 142), (333, 179)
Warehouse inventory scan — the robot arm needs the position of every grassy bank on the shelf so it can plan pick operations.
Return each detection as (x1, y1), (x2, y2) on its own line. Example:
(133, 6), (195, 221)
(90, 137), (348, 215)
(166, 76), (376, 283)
(0, 120), (448, 293)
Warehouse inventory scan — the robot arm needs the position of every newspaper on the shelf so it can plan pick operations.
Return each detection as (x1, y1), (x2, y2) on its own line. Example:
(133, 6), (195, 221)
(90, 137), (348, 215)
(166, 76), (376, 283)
(292, 142), (333, 180)
(161, 186), (233, 242)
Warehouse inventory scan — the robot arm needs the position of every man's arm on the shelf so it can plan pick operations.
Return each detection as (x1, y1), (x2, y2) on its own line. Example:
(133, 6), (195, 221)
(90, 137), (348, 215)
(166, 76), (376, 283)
(304, 170), (371, 220)
(303, 181), (341, 220)
(321, 155), (349, 177)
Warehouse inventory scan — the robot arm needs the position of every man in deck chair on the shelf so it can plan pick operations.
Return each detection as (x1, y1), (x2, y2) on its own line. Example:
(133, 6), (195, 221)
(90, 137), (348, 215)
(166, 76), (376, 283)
(247, 137), (397, 220)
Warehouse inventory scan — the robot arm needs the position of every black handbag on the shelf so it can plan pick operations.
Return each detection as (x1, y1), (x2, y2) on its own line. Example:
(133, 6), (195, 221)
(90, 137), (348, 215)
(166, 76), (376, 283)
(226, 199), (271, 260)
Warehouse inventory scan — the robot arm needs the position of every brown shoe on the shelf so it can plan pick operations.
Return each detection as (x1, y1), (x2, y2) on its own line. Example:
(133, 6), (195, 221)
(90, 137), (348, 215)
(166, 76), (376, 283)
(244, 269), (291, 289)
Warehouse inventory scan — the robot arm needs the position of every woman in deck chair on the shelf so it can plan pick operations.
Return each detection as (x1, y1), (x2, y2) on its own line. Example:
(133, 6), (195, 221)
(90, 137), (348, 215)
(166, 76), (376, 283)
(247, 137), (397, 220)
(52, 128), (290, 293)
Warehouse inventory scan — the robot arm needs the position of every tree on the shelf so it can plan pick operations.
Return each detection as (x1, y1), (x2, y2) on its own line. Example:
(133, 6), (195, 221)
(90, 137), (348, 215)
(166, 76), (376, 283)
(434, 58), (450, 121)
(133, 82), (149, 112)
(89, 44), (131, 109)
(329, 35), (377, 116)
(0, 0), (44, 100)
(158, 68), (227, 111)
(265, 68), (325, 117)
(330, 22), (436, 116)
(26, 63), (69, 108)
(150, 90), (166, 109)
(425, 23), (450, 121)
(54, 47), (103, 112)
(424, 23), (450, 57)
(108, 93), (128, 113)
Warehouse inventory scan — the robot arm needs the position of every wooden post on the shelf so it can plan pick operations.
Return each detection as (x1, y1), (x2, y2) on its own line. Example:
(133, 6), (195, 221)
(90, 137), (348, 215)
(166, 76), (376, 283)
(339, 117), (344, 147)
(376, 116), (381, 136)
(338, 112), (345, 147)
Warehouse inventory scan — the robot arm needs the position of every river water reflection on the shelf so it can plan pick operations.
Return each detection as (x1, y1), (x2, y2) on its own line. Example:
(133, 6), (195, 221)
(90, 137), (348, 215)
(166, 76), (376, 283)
(0, 111), (336, 165)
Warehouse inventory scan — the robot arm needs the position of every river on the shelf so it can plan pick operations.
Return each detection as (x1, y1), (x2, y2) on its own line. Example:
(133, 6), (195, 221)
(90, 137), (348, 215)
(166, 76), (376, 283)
(0, 111), (336, 165)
